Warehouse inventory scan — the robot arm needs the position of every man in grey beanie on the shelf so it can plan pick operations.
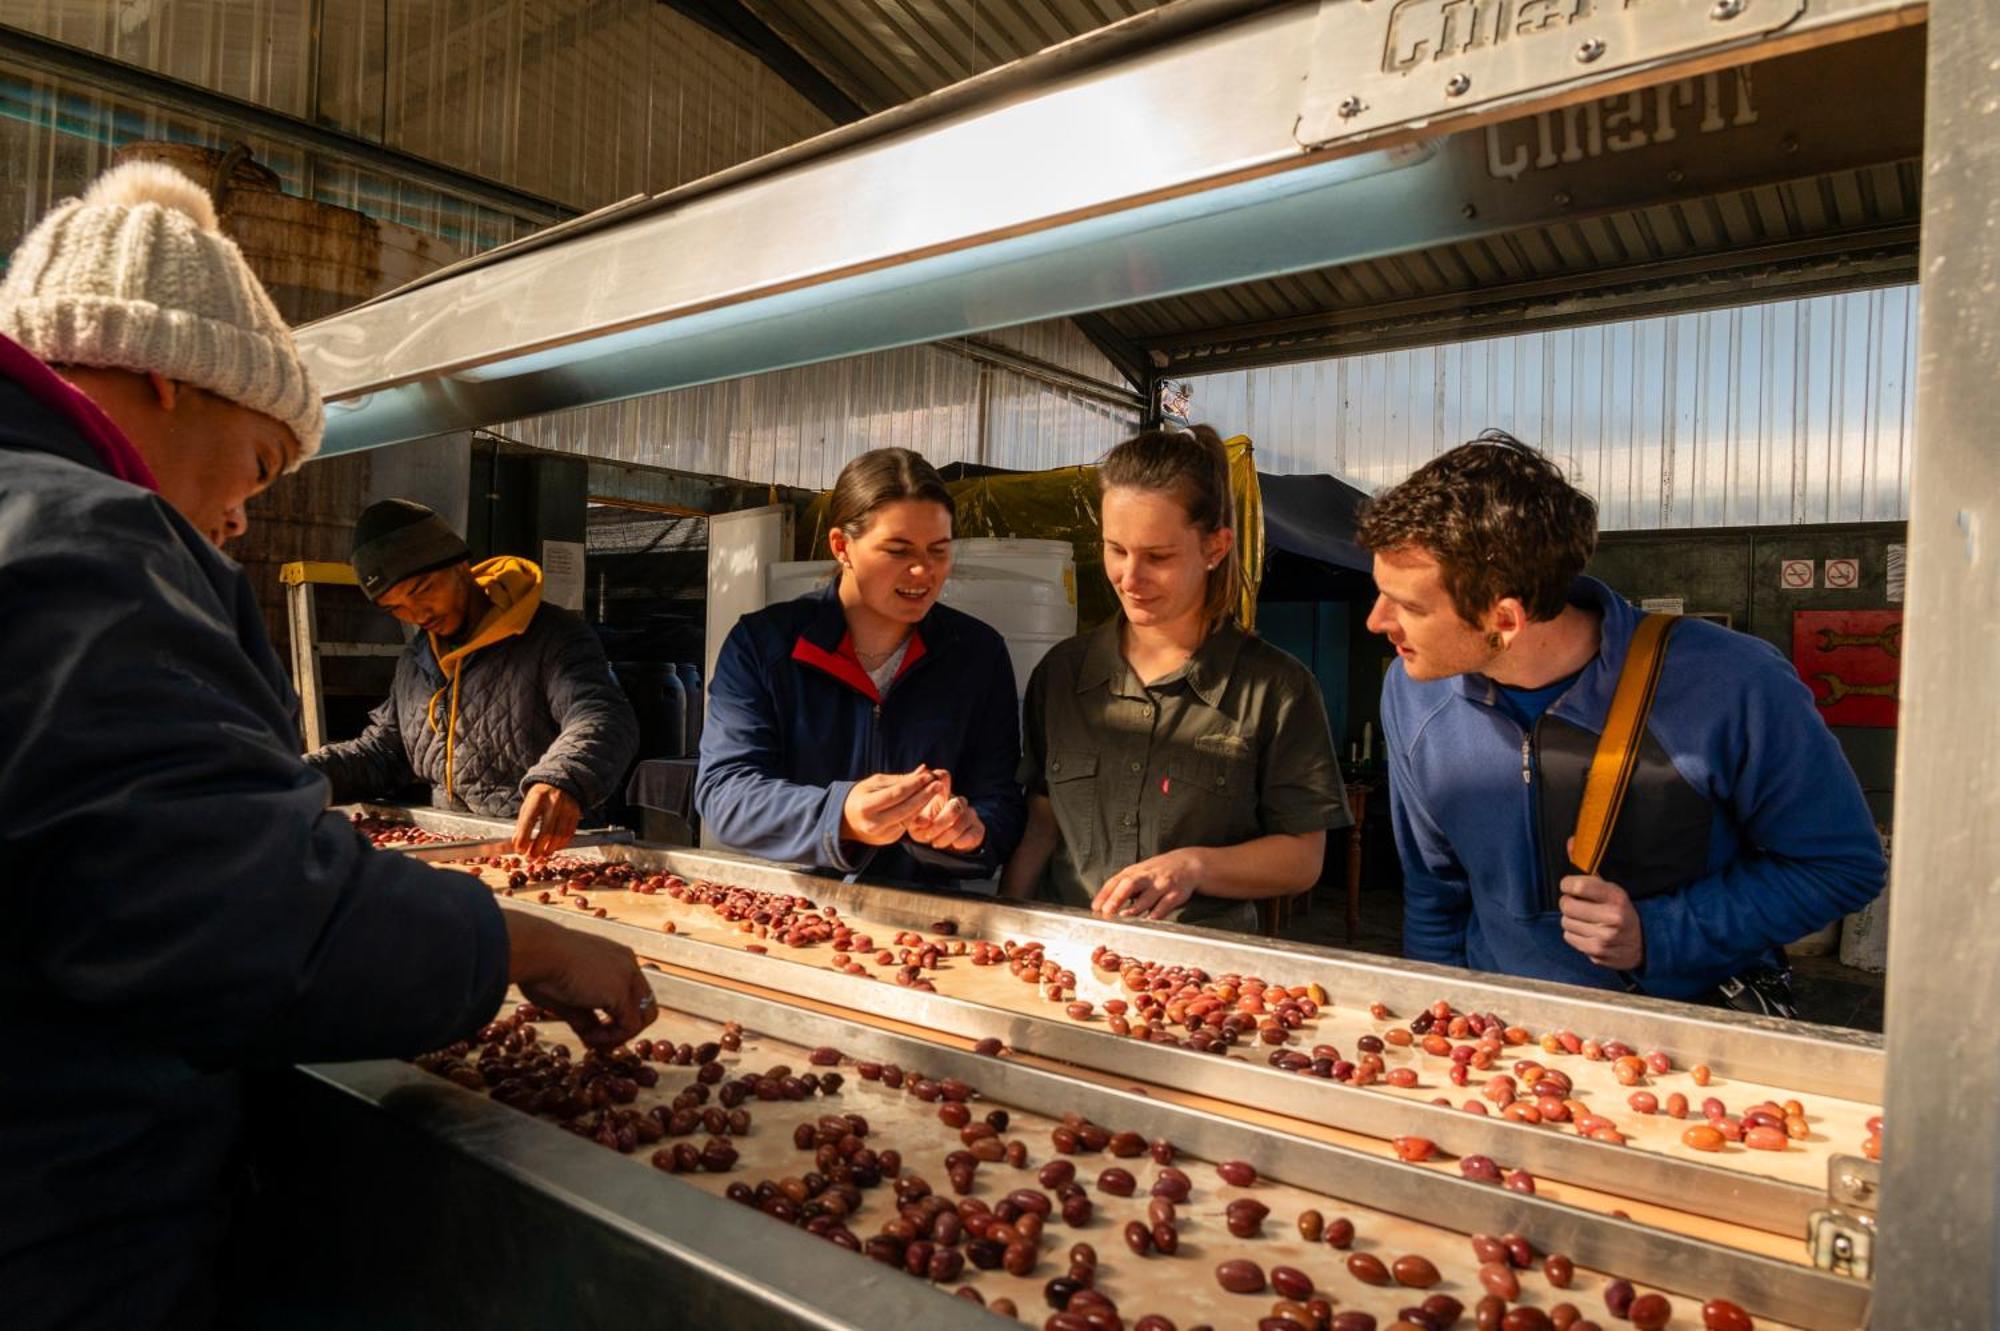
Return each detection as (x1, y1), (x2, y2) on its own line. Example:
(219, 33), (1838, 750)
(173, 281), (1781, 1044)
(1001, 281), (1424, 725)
(306, 498), (639, 857)
(0, 162), (655, 1330)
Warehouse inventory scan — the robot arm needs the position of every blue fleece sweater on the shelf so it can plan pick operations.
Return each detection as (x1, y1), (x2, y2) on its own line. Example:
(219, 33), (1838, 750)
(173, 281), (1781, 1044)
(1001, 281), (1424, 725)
(1380, 577), (1885, 999)
(696, 582), (1026, 886)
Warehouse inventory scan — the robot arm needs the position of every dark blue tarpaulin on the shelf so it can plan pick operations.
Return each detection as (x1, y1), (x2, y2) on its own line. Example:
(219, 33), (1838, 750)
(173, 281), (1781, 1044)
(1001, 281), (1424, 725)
(1257, 470), (1372, 574)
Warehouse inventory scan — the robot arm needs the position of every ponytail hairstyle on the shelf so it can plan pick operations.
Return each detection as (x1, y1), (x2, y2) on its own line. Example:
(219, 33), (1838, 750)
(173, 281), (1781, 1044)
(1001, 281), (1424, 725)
(825, 447), (956, 577)
(1098, 424), (1240, 634)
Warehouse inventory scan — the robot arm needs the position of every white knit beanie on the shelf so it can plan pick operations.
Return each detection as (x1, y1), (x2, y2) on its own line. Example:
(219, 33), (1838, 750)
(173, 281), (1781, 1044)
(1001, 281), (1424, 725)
(0, 161), (323, 463)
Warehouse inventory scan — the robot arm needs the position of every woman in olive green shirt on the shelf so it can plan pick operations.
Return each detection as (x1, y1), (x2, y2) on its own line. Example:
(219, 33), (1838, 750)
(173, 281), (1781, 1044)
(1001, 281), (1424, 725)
(1001, 426), (1349, 932)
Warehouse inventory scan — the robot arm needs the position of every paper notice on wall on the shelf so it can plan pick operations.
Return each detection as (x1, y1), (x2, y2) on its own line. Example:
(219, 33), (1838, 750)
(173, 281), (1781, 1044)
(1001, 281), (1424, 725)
(1639, 596), (1685, 615)
(1887, 543), (1906, 603)
(541, 539), (586, 611)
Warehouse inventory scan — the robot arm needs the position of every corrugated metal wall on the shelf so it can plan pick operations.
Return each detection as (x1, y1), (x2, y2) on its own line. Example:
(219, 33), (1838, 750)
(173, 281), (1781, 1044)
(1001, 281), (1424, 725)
(1185, 286), (1919, 530)
(0, 0), (832, 258)
(499, 321), (1140, 487)
(317, 0), (830, 209)
(5, 0), (319, 113)
(0, 5), (1134, 493)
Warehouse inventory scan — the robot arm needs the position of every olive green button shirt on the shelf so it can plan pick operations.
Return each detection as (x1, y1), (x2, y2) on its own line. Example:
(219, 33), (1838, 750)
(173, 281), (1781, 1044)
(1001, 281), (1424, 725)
(1020, 615), (1350, 931)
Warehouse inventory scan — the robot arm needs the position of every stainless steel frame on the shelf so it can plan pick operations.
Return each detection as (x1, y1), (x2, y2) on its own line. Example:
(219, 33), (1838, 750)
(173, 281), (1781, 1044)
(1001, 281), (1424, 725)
(285, 967), (1866, 1328)
(361, 806), (1879, 1239)
(293, 0), (1918, 456)
(1870, 5), (2000, 1328)
(349, 804), (631, 860)
(299, 1), (1994, 1319)
(613, 912), (1825, 1238)
(361, 806), (1881, 1087)
(238, 1058), (1003, 1331)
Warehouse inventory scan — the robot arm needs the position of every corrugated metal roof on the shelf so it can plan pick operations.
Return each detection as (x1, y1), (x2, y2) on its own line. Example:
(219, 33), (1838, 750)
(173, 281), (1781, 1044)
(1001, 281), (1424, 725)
(1102, 164), (1921, 375)
(737, 8), (1921, 378)
(746, 0), (1171, 113)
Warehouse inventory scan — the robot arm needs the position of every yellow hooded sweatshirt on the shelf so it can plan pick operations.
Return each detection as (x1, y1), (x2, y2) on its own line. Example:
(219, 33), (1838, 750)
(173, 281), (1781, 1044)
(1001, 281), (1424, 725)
(425, 556), (543, 803)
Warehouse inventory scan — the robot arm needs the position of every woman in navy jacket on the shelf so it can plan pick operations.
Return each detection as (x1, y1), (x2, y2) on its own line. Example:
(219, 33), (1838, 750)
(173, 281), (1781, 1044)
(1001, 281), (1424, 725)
(695, 448), (1026, 886)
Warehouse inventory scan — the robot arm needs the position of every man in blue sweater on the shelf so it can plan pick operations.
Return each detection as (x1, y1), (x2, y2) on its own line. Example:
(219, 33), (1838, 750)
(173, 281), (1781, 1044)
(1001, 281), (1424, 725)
(1359, 432), (1884, 1010)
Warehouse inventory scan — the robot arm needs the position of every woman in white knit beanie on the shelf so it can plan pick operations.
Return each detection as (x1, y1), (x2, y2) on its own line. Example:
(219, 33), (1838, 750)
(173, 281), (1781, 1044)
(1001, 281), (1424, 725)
(0, 161), (658, 1331)
(0, 160), (323, 546)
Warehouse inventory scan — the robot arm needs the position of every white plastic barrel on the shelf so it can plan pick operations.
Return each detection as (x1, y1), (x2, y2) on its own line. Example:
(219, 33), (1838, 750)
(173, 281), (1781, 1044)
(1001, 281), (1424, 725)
(941, 539), (1077, 698)
(763, 541), (1076, 698)
(1839, 827), (1891, 972)
(766, 560), (838, 606)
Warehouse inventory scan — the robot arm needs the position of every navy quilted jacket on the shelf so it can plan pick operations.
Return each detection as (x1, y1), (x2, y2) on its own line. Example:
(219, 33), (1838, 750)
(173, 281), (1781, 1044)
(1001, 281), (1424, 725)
(306, 557), (637, 817)
(0, 336), (508, 1329)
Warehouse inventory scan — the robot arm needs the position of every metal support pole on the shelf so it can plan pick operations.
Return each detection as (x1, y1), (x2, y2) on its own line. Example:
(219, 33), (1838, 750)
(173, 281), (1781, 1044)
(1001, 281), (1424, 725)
(287, 580), (326, 751)
(1870, 4), (2000, 1327)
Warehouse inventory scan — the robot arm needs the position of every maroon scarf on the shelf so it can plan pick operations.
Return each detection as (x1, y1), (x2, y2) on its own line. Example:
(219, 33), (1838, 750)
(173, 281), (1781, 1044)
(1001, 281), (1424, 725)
(0, 334), (160, 490)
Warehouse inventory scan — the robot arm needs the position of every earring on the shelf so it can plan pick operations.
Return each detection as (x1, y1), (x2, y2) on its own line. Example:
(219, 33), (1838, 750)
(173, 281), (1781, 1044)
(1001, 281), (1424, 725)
(1486, 631), (1503, 651)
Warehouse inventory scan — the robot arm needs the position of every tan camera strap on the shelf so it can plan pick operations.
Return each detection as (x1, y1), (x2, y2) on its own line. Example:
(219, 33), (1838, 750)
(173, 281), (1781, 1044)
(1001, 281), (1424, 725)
(1571, 613), (1679, 876)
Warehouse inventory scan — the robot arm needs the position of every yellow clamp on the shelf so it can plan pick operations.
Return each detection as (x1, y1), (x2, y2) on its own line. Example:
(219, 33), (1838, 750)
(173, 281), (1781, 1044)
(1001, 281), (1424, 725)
(280, 560), (360, 587)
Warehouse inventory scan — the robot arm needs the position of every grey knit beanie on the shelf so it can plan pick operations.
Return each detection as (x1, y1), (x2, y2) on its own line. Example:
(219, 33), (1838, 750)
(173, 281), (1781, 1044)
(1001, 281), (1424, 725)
(0, 161), (323, 463)
(351, 499), (470, 601)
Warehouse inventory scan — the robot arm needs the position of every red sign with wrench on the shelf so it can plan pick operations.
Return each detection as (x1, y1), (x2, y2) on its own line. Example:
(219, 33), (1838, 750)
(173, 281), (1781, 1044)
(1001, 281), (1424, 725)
(1792, 609), (1902, 728)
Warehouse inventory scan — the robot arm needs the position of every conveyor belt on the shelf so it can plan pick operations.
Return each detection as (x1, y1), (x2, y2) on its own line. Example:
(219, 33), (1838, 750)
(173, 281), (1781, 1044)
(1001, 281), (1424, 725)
(338, 806), (1877, 1327)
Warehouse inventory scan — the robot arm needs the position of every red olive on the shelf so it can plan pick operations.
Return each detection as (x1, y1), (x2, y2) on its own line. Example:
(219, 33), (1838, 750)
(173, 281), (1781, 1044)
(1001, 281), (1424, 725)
(1225, 1198), (1270, 1238)
(1700, 1300), (1754, 1331)
(1346, 1252), (1391, 1286)
(1628, 1294), (1672, 1331)
(1393, 1255), (1442, 1289)
(1270, 1266), (1313, 1300)
(1216, 1259), (1267, 1294)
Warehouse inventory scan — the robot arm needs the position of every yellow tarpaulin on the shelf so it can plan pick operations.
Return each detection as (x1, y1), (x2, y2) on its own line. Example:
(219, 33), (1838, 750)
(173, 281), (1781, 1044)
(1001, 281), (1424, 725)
(803, 436), (1263, 632)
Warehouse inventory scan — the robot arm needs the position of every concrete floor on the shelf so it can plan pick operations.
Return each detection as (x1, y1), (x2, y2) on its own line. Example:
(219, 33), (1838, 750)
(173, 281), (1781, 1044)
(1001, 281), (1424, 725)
(1276, 884), (1886, 1034)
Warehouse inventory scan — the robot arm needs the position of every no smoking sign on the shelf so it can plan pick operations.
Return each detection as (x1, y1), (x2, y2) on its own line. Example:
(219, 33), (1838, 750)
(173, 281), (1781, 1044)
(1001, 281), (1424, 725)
(1825, 558), (1860, 589)
(1780, 559), (1816, 591)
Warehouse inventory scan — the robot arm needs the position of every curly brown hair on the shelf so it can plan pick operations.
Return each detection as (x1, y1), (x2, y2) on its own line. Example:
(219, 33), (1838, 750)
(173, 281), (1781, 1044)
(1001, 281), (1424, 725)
(1355, 430), (1596, 625)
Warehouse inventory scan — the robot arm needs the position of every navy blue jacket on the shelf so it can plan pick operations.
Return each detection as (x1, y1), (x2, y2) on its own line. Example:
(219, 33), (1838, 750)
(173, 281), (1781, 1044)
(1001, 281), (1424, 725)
(0, 341), (509, 1330)
(696, 582), (1026, 886)
(1381, 577), (1885, 999)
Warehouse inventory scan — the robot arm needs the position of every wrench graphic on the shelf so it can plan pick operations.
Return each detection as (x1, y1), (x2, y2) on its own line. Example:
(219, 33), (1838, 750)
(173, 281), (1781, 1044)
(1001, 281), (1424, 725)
(1813, 673), (1899, 708)
(1816, 623), (1901, 657)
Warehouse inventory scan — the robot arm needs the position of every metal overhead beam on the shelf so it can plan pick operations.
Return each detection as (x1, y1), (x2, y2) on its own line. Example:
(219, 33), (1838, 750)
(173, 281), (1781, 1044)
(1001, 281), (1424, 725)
(1068, 312), (1158, 396)
(1123, 20), (1927, 371)
(0, 22), (573, 227)
(583, 457), (801, 515)
(657, 0), (870, 125)
(951, 334), (1147, 414)
(295, 0), (1919, 456)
